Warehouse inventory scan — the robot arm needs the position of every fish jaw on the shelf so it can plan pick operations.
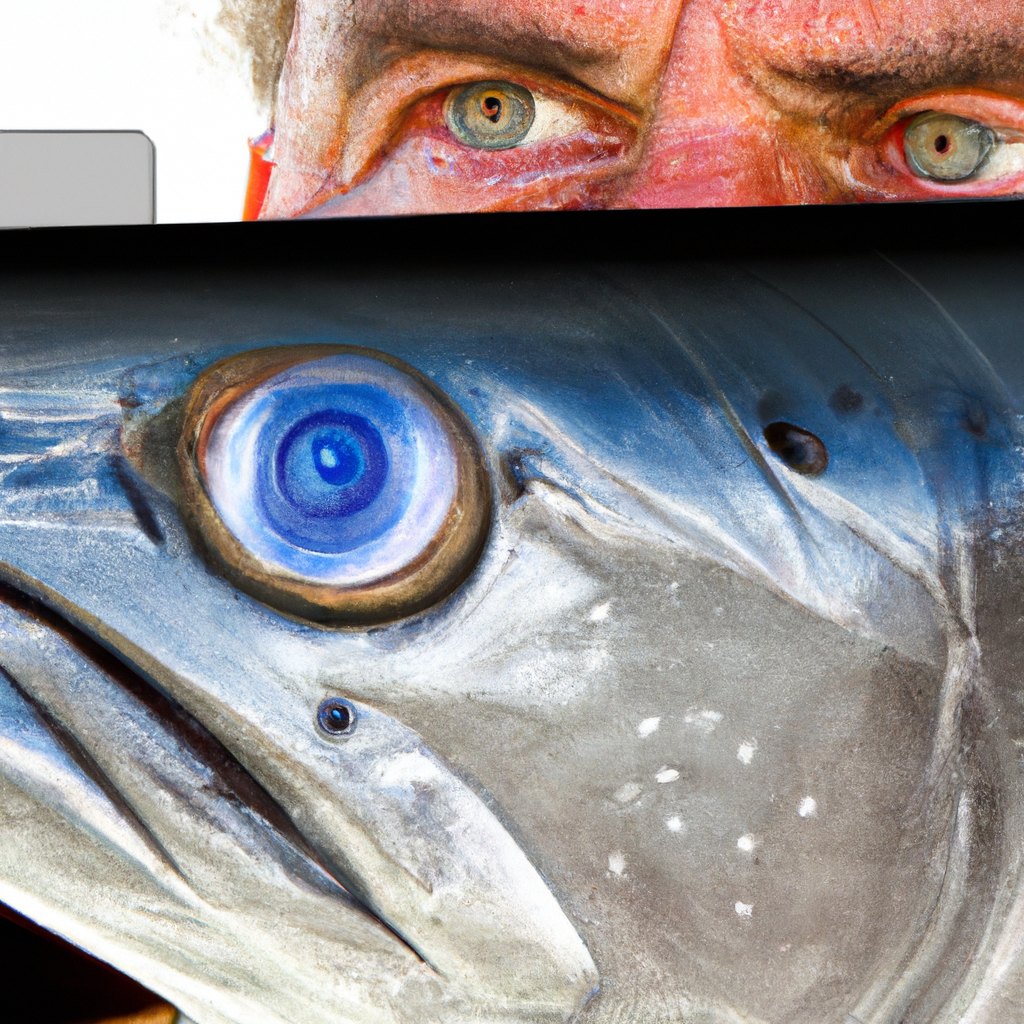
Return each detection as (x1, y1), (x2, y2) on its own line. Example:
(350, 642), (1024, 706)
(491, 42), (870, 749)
(249, 697), (600, 1006)
(0, 584), (597, 1024)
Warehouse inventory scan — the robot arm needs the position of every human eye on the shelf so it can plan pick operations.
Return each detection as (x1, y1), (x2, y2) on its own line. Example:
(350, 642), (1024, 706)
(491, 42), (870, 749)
(901, 112), (995, 181)
(177, 347), (491, 625)
(849, 91), (1024, 200)
(444, 81), (538, 149)
(299, 63), (640, 217)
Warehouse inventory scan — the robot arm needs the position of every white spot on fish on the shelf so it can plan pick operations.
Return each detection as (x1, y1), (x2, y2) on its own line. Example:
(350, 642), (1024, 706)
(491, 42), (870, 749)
(737, 739), (758, 765)
(737, 834), (756, 853)
(588, 601), (611, 622)
(608, 851), (626, 875)
(666, 816), (684, 832)
(798, 796), (818, 818)
(637, 717), (661, 738)
(735, 902), (753, 918)
(614, 782), (642, 804)
(655, 767), (680, 784)
(684, 709), (723, 734)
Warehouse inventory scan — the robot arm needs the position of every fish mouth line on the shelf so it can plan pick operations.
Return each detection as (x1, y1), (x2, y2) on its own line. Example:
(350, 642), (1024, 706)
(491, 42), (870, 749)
(0, 562), (602, 1023)
(0, 576), (436, 1019)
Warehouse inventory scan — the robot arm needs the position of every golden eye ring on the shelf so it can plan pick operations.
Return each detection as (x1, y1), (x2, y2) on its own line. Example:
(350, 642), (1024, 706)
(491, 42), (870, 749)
(177, 345), (492, 626)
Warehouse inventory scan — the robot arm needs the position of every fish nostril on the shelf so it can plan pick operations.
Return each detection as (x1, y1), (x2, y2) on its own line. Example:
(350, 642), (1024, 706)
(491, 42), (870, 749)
(317, 698), (356, 736)
(762, 421), (829, 476)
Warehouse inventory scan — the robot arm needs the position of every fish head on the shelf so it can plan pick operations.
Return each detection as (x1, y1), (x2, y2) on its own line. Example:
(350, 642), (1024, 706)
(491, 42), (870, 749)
(0, 256), (1021, 1024)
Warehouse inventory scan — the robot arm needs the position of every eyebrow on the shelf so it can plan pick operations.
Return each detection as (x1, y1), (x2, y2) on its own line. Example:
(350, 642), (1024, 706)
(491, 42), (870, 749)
(746, 25), (1024, 95)
(342, 0), (649, 105)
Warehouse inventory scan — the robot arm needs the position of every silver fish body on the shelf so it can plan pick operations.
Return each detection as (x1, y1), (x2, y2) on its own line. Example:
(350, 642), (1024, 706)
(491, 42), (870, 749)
(0, 252), (1022, 1024)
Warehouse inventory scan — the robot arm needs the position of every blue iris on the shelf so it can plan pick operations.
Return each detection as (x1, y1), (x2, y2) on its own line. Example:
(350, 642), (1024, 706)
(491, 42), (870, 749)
(204, 353), (458, 583)
(250, 381), (415, 555)
(276, 411), (388, 519)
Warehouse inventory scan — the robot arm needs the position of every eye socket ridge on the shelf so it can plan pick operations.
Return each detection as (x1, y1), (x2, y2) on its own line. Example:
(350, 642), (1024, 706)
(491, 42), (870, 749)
(325, 51), (642, 199)
(178, 345), (492, 627)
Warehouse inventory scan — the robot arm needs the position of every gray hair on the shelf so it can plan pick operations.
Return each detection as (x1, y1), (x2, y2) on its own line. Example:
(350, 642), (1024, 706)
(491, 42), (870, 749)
(217, 0), (296, 111)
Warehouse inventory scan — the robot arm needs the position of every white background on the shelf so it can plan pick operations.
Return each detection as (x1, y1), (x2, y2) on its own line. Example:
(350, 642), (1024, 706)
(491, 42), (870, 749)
(0, 0), (266, 222)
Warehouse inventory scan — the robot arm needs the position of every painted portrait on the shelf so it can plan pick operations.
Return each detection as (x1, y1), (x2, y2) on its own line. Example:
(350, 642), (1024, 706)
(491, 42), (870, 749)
(229, 0), (1024, 217)
(1, 2), (1022, 221)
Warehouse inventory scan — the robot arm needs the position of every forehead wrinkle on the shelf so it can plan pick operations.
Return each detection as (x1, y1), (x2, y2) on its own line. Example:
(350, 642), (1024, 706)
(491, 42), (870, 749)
(342, 0), (661, 101)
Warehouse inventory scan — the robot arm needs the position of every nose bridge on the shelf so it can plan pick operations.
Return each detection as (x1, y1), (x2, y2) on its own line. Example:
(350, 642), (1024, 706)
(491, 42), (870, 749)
(613, 0), (809, 208)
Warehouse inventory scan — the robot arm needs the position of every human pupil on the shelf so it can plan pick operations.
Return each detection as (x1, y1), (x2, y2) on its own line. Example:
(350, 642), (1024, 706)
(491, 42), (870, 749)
(483, 97), (502, 123)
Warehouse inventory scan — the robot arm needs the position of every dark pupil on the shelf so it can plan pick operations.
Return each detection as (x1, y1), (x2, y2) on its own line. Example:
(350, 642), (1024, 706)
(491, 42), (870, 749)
(318, 698), (355, 734)
(482, 96), (503, 123)
(934, 134), (950, 153)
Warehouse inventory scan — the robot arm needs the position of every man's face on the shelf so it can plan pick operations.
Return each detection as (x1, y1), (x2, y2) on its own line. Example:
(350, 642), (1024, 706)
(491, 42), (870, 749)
(260, 0), (1024, 216)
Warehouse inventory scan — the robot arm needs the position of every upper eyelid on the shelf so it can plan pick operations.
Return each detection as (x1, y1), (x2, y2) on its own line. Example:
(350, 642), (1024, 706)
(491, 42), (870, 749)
(871, 89), (1024, 141)
(333, 51), (642, 188)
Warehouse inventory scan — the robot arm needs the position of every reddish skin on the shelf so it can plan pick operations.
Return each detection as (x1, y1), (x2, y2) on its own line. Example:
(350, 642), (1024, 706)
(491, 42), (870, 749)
(259, 0), (1024, 216)
(243, 131), (275, 221)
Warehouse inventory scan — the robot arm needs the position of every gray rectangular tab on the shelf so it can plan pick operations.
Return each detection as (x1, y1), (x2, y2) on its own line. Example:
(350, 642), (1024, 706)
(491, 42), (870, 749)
(0, 131), (155, 228)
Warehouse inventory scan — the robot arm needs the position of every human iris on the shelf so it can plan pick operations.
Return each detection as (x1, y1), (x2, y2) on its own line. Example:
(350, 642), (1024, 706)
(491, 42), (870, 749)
(179, 347), (491, 624)
(444, 81), (536, 149)
(903, 112), (995, 182)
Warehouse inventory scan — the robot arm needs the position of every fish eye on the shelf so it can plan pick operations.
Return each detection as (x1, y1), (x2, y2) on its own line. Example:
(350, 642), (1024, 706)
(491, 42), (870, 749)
(317, 697), (356, 736)
(903, 111), (995, 182)
(444, 81), (536, 149)
(762, 421), (829, 476)
(178, 346), (491, 625)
